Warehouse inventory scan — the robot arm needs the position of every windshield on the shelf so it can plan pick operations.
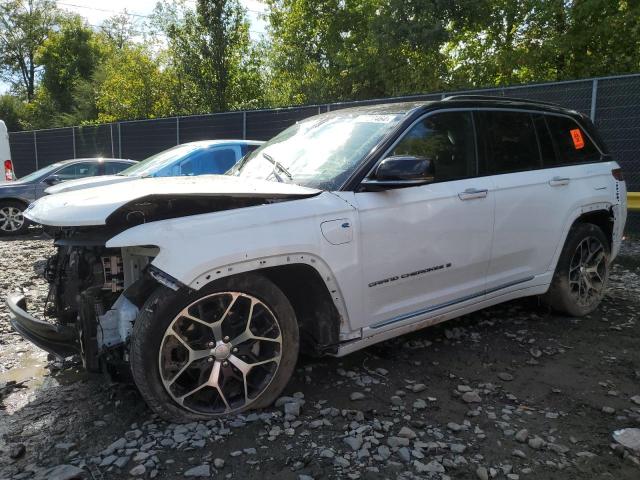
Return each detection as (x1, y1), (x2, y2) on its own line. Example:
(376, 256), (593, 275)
(231, 111), (404, 190)
(17, 162), (64, 183)
(119, 144), (202, 177)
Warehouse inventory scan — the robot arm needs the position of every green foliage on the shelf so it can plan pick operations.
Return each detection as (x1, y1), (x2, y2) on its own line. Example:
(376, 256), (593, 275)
(161, 0), (264, 113)
(0, 94), (25, 130)
(0, 0), (60, 101)
(0, 0), (639, 130)
(95, 45), (172, 122)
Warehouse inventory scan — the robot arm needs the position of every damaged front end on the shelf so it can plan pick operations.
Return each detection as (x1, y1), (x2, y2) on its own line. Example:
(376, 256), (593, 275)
(8, 176), (320, 379)
(7, 227), (160, 377)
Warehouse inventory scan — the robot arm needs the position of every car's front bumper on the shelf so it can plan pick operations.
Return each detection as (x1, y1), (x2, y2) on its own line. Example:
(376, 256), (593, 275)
(7, 294), (79, 358)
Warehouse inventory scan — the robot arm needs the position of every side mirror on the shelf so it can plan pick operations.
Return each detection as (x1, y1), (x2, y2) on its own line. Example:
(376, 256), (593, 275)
(361, 155), (435, 191)
(43, 174), (62, 186)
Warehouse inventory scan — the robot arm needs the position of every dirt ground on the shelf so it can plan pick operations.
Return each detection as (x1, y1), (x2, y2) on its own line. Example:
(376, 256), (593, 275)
(0, 231), (639, 480)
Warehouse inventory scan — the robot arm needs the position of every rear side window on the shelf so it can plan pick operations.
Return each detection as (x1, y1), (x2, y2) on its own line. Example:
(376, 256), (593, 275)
(477, 111), (541, 175)
(105, 162), (132, 175)
(544, 115), (601, 166)
(54, 162), (100, 180)
(391, 111), (476, 182)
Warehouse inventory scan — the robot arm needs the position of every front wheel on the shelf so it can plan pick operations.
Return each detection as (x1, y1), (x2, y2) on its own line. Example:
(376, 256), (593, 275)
(0, 200), (29, 235)
(130, 273), (299, 423)
(543, 223), (610, 317)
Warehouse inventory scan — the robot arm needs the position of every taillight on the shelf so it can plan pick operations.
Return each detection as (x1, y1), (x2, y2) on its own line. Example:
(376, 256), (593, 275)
(4, 160), (14, 181)
(611, 168), (624, 181)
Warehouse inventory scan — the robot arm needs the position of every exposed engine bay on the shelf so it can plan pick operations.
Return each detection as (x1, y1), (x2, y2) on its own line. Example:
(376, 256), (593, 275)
(41, 228), (160, 377)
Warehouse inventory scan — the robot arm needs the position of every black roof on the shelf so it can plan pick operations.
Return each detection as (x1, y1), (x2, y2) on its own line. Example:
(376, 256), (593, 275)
(330, 95), (584, 119)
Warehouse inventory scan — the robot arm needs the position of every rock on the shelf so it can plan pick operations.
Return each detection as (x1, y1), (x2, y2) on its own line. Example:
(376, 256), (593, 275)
(320, 449), (334, 459)
(113, 456), (130, 469)
(414, 460), (445, 473)
(528, 437), (544, 450)
(512, 449), (527, 458)
(613, 428), (640, 452)
(103, 437), (126, 455)
(43, 464), (86, 480)
(214, 458), (225, 468)
(9, 443), (26, 459)
(387, 436), (410, 448)
(350, 392), (365, 401)
(390, 396), (403, 406)
(125, 429), (143, 441)
(413, 398), (427, 410)
(631, 395), (640, 406)
(497, 372), (514, 381)
(377, 445), (391, 460)
(410, 383), (427, 392)
(100, 455), (118, 467)
(398, 426), (417, 439)
(397, 447), (411, 463)
(344, 436), (363, 451)
(334, 456), (350, 468)
(284, 401), (301, 417)
(602, 406), (616, 414)
(184, 465), (210, 477)
(129, 465), (146, 476)
(529, 347), (542, 358)
(476, 466), (489, 480)
(515, 429), (529, 443)
(462, 391), (481, 403)
(447, 422), (462, 432)
(450, 444), (466, 453)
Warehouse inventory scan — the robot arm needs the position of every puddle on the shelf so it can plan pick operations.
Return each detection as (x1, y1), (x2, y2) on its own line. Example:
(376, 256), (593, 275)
(0, 347), (54, 413)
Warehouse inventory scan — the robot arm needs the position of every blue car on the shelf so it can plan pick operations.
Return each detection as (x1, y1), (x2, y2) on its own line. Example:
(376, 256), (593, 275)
(46, 140), (263, 196)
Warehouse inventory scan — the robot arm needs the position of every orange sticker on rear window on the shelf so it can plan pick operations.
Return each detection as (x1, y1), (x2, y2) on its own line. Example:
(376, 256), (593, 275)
(570, 128), (585, 149)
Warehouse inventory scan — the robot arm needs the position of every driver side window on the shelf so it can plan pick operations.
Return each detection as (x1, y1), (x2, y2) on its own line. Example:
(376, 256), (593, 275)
(392, 112), (476, 182)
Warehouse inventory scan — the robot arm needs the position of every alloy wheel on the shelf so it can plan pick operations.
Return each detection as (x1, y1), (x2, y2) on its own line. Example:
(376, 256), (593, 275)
(158, 292), (282, 415)
(0, 206), (24, 232)
(568, 236), (607, 307)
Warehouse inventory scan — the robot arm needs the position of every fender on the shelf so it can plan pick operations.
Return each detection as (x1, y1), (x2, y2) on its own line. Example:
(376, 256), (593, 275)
(547, 201), (614, 275)
(105, 191), (360, 331)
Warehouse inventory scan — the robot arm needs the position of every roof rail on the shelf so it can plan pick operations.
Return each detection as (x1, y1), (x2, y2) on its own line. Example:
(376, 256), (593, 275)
(443, 94), (560, 107)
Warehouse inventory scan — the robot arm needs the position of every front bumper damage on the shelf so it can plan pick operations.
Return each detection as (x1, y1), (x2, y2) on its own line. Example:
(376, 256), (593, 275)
(7, 294), (79, 358)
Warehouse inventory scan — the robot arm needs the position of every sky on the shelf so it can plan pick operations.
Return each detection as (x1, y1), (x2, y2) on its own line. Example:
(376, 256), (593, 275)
(0, 0), (269, 94)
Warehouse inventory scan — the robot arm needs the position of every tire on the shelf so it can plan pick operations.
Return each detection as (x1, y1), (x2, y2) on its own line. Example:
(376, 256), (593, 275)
(130, 273), (299, 423)
(543, 223), (610, 317)
(0, 200), (29, 236)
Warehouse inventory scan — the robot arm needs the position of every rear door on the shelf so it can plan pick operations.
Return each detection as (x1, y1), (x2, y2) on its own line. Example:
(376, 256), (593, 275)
(478, 110), (600, 291)
(355, 110), (495, 330)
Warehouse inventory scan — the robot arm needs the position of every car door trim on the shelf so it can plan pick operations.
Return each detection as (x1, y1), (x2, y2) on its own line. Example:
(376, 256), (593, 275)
(370, 275), (535, 329)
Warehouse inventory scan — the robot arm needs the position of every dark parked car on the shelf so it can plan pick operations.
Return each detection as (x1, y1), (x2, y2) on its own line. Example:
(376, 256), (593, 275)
(0, 158), (136, 235)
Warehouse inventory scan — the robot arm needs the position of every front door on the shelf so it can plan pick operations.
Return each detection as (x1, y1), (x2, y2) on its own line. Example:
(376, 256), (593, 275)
(354, 111), (495, 330)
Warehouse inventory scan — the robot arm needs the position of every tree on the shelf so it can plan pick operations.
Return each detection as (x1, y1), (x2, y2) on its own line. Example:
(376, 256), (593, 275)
(100, 11), (141, 49)
(162, 0), (263, 113)
(264, 0), (468, 105)
(0, 94), (25, 130)
(38, 15), (106, 115)
(95, 45), (171, 122)
(0, 0), (59, 101)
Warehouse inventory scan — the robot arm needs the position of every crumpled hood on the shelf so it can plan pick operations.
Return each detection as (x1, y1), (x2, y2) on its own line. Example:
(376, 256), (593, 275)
(25, 175), (320, 227)
(44, 175), (133, 194)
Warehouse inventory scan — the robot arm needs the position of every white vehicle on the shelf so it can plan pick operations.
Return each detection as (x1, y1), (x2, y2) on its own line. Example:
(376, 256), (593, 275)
(0, 120), (16, 183)
(8, 97), (627, 422)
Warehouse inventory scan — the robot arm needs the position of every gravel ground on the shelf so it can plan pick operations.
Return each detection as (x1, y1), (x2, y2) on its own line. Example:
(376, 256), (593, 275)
(1, 232), (639, 480)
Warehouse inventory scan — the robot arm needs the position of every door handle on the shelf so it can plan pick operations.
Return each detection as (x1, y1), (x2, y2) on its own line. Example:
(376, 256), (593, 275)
(549, 176), (570, 186)
(458, 188), (488, 200)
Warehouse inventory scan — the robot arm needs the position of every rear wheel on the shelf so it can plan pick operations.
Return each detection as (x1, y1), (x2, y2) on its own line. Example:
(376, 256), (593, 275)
(0, 200), (29, 235)
(543, 223), (610, 317)
(130, 273), (299, 422)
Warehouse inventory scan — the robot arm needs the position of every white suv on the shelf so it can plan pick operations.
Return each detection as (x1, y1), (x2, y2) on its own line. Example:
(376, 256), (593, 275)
(8, 96), (627, 422)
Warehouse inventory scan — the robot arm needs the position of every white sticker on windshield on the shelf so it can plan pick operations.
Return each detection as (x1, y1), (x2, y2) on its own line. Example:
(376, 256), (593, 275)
(354, 114), (398, 123)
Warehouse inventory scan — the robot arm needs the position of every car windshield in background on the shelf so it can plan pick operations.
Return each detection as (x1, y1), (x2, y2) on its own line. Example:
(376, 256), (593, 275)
(119, 144), (200, 178)
(15, 162), (64, 183)
(232, 111), (405, 190)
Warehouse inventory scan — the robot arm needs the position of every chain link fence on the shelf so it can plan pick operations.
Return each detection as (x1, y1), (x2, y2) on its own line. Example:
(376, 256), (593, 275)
(8, 73), (640, 232)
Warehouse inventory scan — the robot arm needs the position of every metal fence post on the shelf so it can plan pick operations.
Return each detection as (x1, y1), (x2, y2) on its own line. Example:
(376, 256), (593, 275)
(33, 131), (38, 169)
(242, 112), (247, 139)
(110, 124), (115, 157)
(118, 123), (122, 158)
(72, 127), (76, 159)
(176, 117), (180, 145)
(590, 79), (598, 122)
